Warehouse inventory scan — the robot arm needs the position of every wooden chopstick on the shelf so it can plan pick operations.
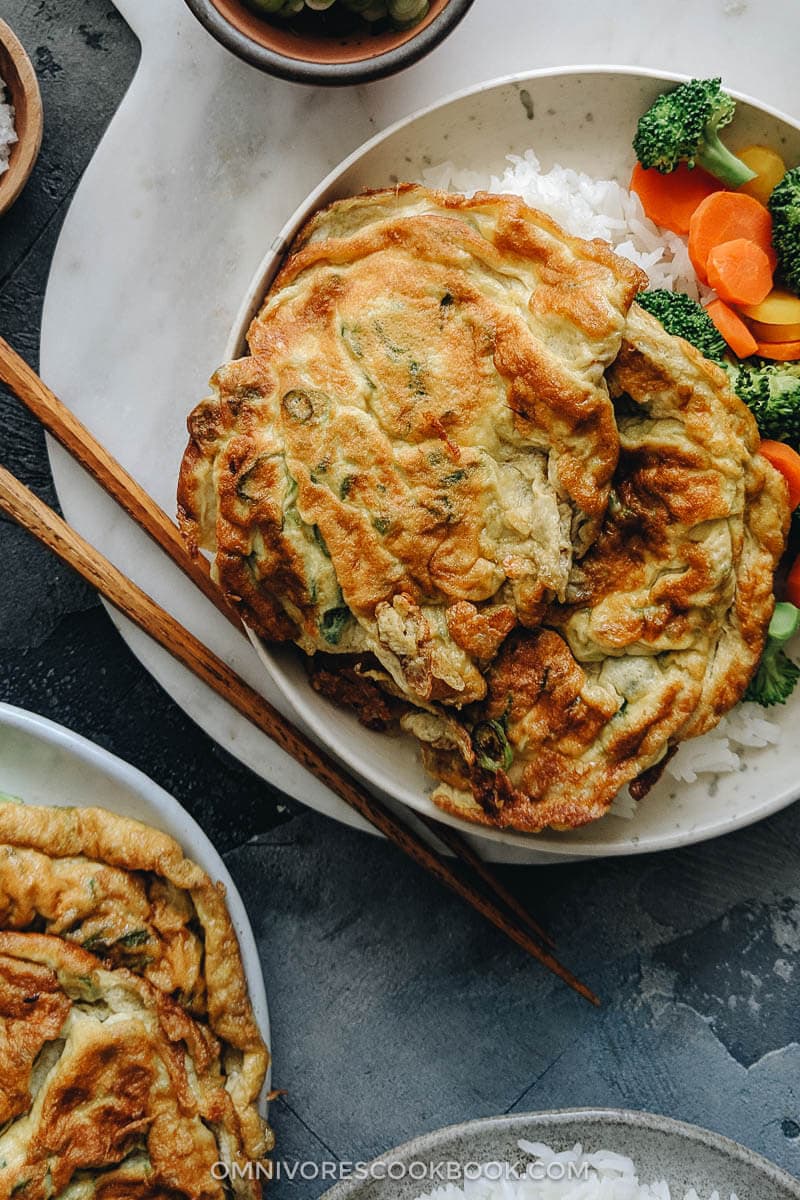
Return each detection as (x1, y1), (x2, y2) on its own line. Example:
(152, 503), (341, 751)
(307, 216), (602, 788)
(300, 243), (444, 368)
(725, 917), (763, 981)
(0, 465), (598, 1005)
(0, 337), (238, 629)
(414, 813), (556, 951)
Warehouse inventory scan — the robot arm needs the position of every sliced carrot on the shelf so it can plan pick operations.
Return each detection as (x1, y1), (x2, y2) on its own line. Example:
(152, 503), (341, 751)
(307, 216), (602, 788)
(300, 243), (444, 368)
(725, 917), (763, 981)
(705, 299), (759, 358)
(688, 191), (775, 283)
(787, 556), (800, 609)
(705, 239), (773, 306)
(758, 440), (800, 509)
(630, 161), (721, 236)
(755, 339), (800, 362)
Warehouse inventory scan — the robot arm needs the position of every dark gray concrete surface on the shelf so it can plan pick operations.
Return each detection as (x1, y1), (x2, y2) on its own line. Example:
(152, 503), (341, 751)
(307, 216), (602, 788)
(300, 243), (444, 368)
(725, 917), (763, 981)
(0, 2), (799, 1195)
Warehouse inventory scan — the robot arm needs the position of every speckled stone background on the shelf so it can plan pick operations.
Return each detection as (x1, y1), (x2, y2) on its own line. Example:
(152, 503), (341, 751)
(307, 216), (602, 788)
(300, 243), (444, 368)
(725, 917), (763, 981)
(1, 2), (799, 1195)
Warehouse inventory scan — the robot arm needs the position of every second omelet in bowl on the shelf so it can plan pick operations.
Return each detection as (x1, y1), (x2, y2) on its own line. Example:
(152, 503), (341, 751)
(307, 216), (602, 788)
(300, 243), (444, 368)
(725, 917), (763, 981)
(0, 801), (271, 1197)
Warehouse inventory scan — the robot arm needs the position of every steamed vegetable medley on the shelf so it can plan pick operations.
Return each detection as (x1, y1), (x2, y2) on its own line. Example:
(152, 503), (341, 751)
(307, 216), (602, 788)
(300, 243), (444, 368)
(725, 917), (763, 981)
(631, 78), (800, 706)
(245, 0), (430, 27)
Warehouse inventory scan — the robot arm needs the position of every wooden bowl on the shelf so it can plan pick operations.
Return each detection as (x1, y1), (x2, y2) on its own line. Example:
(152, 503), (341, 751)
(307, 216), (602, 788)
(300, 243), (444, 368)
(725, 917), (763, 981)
(0, 19), (43, 217)
(183, 0), (475, 85)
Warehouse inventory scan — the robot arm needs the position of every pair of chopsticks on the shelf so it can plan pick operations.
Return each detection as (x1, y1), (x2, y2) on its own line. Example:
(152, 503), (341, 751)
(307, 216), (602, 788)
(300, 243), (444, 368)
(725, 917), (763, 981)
(0, 337), (599, 1006)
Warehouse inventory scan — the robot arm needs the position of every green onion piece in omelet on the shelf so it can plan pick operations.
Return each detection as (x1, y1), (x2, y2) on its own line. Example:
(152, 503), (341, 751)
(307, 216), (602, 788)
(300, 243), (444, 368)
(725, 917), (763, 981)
(472, 720), (514, 774)
(320, 606), (351, 645)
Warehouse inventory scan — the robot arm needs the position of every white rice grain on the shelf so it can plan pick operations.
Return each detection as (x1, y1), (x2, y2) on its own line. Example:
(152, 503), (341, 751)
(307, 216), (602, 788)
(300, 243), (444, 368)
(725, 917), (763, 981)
(666, 705), (781, 784)
(0, 77), (17, 177)
(411, 1142), (737, 1200)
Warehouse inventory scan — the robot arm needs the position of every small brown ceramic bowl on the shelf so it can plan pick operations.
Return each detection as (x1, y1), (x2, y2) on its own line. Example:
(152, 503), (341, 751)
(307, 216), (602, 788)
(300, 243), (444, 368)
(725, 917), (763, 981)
(0, 19), (43, 217)
(182, 0), (475, 85)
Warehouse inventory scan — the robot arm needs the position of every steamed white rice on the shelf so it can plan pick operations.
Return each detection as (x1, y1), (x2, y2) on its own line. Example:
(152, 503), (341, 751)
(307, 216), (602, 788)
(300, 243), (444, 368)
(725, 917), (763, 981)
(421, 150), (785, 788)
(0, 77), (17, 177)
(413, 1141), (736, 1200)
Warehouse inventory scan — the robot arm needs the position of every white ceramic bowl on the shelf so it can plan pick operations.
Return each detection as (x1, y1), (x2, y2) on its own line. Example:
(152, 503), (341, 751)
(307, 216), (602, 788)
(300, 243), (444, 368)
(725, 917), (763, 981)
(0, 702), (271, 1096)
(227, 67), (800, 859)
(322, 1109), (800, 1200)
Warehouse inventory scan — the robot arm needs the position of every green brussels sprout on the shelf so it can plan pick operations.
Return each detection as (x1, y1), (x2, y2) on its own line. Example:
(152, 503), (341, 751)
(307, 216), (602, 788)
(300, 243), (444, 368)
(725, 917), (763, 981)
(388, 0), (428, 20)
(246, 0), (429, 26)
(245, 0), (286, 13)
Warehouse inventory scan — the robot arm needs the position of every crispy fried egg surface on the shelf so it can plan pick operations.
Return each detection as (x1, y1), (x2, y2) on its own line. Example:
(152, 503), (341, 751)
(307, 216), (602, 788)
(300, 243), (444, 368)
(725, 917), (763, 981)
(0, 933), (261, 1199)
(178, 185), (645, 709)
(0, 802), (271, 1176)
(412, 305), (789, 831)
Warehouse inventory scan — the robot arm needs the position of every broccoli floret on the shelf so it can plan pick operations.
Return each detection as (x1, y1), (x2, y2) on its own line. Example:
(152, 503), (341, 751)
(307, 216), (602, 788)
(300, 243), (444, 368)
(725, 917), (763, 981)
(636, 289), (727, 361)
(745, 602), (800, 707)
(726, 360), (800, 447)
(633, 78), (756, 188)
(745, 641), (800, 706)
(768, 166), (800, 295)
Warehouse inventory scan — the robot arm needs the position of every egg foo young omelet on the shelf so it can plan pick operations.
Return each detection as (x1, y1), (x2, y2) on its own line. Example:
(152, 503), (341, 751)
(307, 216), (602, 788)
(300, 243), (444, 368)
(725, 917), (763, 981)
(410, 306), (790, 831)
(178, 187), (788, 833)
(179, 185), (645, 710)
(0, 802), (271, 1198)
